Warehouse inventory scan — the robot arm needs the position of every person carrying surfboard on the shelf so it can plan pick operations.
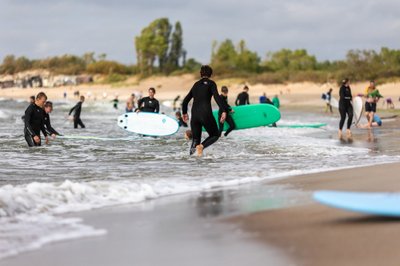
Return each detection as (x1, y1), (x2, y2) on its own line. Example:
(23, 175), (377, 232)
(219, 86), (236, 137)
(235, 86), (250, 106)
(182, 65), (227, 156)
(136, 88), (160, 113)
(338, 78), (353, 139)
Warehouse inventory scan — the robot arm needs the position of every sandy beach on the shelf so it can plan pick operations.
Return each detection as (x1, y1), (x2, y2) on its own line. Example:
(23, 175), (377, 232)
(230, 162), (400, 266)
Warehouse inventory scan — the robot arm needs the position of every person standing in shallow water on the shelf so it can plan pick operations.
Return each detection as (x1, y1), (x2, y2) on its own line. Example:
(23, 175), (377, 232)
(218, 86), (236, 137)
(24, 92), (48, 147)
(182, 65), (227, 156)
(69, 95), (86, 129)
(338, 78), (353, 139)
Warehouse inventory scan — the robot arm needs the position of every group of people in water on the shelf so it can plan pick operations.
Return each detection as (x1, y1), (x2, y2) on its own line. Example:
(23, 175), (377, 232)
(22, 65), (389, 156)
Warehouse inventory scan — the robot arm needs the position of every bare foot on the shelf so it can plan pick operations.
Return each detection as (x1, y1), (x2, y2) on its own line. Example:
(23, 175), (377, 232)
(346, 129), (352, 138)
(196, 144), (204, 157)
(338, 130), (343, 139)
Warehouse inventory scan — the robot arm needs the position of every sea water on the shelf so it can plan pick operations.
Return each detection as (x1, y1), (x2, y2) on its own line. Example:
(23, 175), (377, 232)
(0, 98), (399, 259)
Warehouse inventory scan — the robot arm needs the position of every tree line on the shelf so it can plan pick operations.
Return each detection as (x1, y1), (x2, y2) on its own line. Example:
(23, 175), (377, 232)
(1, 17), (400, 84)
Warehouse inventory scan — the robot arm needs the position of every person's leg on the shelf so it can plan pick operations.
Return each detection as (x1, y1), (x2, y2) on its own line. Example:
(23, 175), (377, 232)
(77, 118), (85, 128)
(74, 118), (78, 129)
(338, 105), (347, 138)
(346, 105), (353, 137)
(201, 115), (220, 150)
(190, 119), (202, 155)
(25, 132), (35, 147)
(224, 115), (236, 137)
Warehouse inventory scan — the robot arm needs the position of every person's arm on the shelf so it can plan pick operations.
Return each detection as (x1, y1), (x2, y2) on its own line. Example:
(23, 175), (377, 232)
(182, 89), (193, 115)
(235, 94), (240, 106)
(155, 100), (160, 113)
(246, 93), (250, 104)
(45, 115), (61, 136)
(210, 83), (227, 113)
(182, 89), (193, 123)
(69, 104), (76, 116)
(137, 98), (144, 111)
(24, 105), (36, 137)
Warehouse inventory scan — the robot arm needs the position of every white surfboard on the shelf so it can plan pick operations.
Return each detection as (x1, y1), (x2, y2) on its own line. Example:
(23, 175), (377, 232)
(117, 112), (179, 136)
(162, 100), (182, 109)
(330, 97), (339, 109)
(353, 96), (363, 125)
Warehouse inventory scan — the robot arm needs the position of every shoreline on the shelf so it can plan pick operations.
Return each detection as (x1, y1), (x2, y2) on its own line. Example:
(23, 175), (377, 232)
(229, 161), (400, 266)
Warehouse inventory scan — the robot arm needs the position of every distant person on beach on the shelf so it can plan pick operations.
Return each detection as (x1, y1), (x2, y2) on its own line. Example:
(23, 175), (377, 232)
(383, 97), (395, 109)
(364, 80), (383, 104)
(69, 96), (86, 129)
(325, 88), (333, 114)
(260, 93), (277, 127)
(175, 111), (188, 127)
(43, 101), (62, 138)
(357, 114), (382, 128)
(173, 95), (181, 111)
(338, 78), (353, 139)
(235, 86), (250, 106)
(24, 92), (48, 147)
(219, 86), (235, 137)
(112, 96), (119, 109)
(272, 95), (280, 109)
(63, 91), (67, 99)
(126, 94), (136, 112)
(365, 94), (376, 128)
(136, 88), (160, 113)
(182, 65), (227, 156)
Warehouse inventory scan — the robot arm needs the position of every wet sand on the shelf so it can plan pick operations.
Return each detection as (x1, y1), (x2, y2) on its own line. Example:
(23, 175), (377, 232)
(230, 162), (400, 266)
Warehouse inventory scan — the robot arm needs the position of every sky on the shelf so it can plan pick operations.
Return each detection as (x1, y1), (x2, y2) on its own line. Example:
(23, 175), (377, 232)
(1, 0), (400, 64)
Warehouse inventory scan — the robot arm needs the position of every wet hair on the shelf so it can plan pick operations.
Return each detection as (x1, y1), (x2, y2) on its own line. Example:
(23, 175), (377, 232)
(44, 101), (53, 108)
(36, 92), (47, 100)
(221, 86), (228, 93)
(80, 95), (85, 101)
(185, 130), (193, 140)
(149, 87), (156, 93)
(200, 65), (213, 77)
(30, 95), (35, 101)
(243, 85), (249, 91)
(342, 78), (349, 85)
(175, 111), (182, 118)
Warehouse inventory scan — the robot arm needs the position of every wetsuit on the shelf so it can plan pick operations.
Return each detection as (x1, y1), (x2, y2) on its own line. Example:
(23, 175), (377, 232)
(24, 103), (47, 147)
(138, 97), (160, 113)
(235, 91), (250, 106)
(44, 113), (61, 136)
(339, 84), (353, 130)
(69, 101), (85, 128)
(182, 78), (227, 155)
(218, 94), (236, 137)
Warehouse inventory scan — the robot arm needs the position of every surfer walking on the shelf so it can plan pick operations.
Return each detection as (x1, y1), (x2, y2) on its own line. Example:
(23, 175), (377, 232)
(338, 78), (353, 139)
(23, 92), (48, 147)
(219, 86), (236, 137)
(182, 65), (227, 156)
(69, 95), (86, 129)
(136, 88), (160, 113)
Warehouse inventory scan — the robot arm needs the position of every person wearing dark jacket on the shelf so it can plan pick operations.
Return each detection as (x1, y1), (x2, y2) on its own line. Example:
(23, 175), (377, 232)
(137, 88), (160, 113)
(235, 86), (250, 106)
(219, 86), (236, 137)
(338, 78), (353, 139)
(24, 92), (48, 147)
(43, 101), (62, 137)
(182, 65), (227, 156)
(69, 95), (85, 128)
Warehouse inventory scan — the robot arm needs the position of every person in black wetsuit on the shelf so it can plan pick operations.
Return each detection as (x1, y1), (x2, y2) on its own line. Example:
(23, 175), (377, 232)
(338, 78), (353, 139)
(175, 111), (188, 127)
(182, 65), (227, 156)
(235, 86), (250, 106)
(24, 92), (48, 147)
(137, 88), (160, 113)
(218, 86), (236, 137)
(43, 101), (62, 138)
(69, 95), (85, 129)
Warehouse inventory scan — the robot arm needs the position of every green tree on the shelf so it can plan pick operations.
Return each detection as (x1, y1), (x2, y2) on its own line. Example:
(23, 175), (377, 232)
(211, 39), (238, 73)
(167, 21), (183, 70)
(0, 55), (16, 74)
(235, 40), (260, 72)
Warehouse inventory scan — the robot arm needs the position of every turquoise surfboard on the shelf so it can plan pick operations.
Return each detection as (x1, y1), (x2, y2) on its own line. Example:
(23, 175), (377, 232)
(209, 104), (281, 131)
(275, 123), (327, 128)
(313, 190), (400, 217)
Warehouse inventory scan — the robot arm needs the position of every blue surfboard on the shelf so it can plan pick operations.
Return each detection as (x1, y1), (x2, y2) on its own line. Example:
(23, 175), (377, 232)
(313, 190), (400, 217)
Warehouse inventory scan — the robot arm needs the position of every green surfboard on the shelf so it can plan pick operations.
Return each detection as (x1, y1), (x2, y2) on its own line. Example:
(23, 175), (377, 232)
(206, 104), (281, 131)
(274, 123), (327, 128)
